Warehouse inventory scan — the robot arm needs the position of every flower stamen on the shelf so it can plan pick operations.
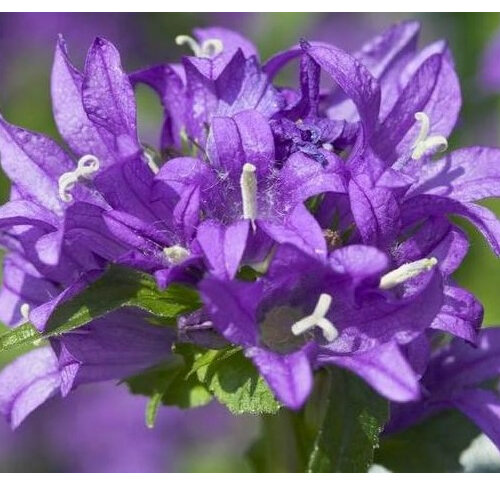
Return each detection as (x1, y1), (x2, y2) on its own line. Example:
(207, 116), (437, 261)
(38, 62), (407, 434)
(411, 112), (448, 160)
(291, 293), (338, 342)
(163, 245), (190, 265)
(143, 150), (159, 174)
(240, 163), (258, 230)
(379, 257), (438, 290)
(175, 35), (223, 58)
(58, 154), (100, 203)
(20, 303), (30, 321)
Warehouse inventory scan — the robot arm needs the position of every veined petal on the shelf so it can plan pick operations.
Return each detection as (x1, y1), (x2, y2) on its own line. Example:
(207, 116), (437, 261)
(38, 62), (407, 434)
(51, 309), (172, 390)
(374, 41), (460, 161)
(277, 151), (346, 206)
(327, 21), (420, 123)
(196, 219), (249, 279)
(401, 194), (500, 256)
(395, 217), (468, 276)
(82, 37), (140, 157)
(259, 205), (327, 258)
(408, 147), (500, 203)
(94, 156), (172, 225)
(246, 346), (313, 409)
(130, 63), (186, 150)
(431, 285), (483, 343)
(348, 175), (401, 249)
(0, 200), (59, 231)
(0, 114), (70, 214)
(200, 276), (262, 348)
(329, 244), (389, 287)
(305, 42), (381, 138)
(0, 347), (61, 429)
(319, 341), (421, 402)
(51, 35), (116, 165)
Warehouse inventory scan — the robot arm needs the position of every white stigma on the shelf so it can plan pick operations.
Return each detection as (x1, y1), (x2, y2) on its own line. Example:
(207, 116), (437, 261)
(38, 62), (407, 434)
(20, 303), (30, 321)
(175, 35), (223, 58)
(163, 245), (190, 265)
(411, 112), (448, 160)
(379, 257), (438, 290)
(291, 293), (338, 343)
(240, 163), (258, 230)
(58, 154), (100, 202)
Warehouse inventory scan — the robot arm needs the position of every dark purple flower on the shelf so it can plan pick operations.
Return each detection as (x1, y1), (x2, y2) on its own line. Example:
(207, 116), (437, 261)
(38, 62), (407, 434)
(387, 328), (500, 450)
(200, 243), (446, 408)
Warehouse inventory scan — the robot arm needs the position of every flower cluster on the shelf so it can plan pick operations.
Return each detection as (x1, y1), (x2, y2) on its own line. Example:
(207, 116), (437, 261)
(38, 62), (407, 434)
(0, 22), (499, 459)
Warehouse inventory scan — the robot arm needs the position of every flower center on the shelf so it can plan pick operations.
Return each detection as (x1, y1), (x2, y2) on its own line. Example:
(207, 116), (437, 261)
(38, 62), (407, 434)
(379, 257), (438, 290)
(175, 35), (224, 58)
(240, 163), (258, 229)
(411, 112), (448, 160)
(58, 154), (100, 202)
(163, 245), (190, 265)
(291, 293), (338, 342)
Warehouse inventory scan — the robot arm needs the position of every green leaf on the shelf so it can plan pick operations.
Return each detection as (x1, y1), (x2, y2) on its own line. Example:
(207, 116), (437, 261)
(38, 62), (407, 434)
(145, 392), (163, 429)
(197, 349), (280, 415)
(0, 266), (201, 352)
(376, 410), (480, 472)
(126, 348), (212, 415)
(306, 369), (389, 472)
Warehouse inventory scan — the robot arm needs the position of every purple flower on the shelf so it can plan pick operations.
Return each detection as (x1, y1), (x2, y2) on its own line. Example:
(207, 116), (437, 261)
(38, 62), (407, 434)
(155, 111), (345, 266)
(0, 20), (498, 463)
(132, 27), (282, 150)
(200, 243), (445, 408)
(387, 328), (500, 450)
(0, 309), (172, 428)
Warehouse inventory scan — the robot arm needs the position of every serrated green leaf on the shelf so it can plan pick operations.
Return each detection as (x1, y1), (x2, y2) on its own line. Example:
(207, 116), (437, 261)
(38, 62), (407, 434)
(187, 346), (241, 378)
(306, 369), (389, 472)
(197, 349), (280, 415)
(0, 266), (201, 352)
(126, 348), (212, 414)
(376, 410), (479, 472)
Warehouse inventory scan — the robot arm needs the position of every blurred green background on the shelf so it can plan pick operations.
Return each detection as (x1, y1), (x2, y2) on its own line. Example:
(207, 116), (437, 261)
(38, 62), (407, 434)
(0, 12), (499, 472)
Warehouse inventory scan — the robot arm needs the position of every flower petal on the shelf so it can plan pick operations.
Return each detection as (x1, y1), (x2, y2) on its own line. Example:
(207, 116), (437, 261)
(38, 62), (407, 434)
(0, 347), (61, 429)
(401, 194), (500, 256)
(408, 147), (500, 203)
(82, 37), (140, 158)
(246, 346), (313, 409)
(452, 388), (500, 451)
(200, 276), (262, 347)
(431, 285), (483, 343)
(196, 219), (249, 279)
(319, 341), (421, 402)
(51, 35), (116, 165)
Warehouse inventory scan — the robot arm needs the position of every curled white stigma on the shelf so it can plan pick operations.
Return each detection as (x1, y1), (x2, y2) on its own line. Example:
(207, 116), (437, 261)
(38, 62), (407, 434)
(240, 163), (258, 230)
(175, 35), (223, 58)
(411, 112), (448, 160)
(58, 154), (100, 202)
(379, 257), (438, 290)
(163, 245), (190, 265)
(20, 303), (30, 321)
(143, 150), (159, 174)
(291, 293), (338, 343)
